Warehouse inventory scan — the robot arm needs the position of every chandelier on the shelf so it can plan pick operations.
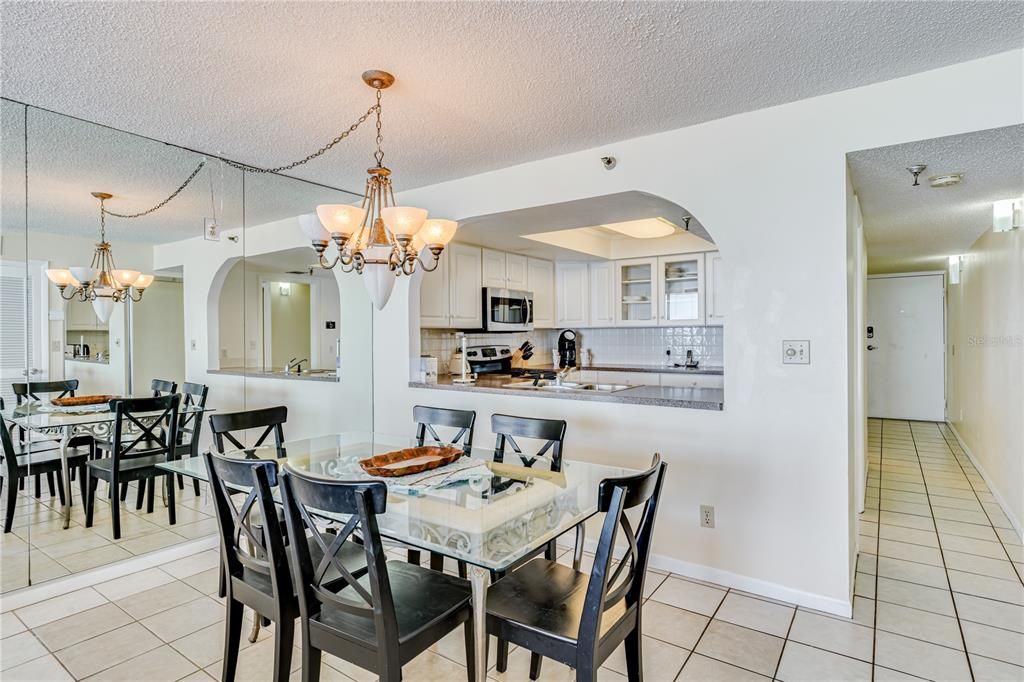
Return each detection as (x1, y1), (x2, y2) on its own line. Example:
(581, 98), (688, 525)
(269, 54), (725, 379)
(299, 70), (458, 310)
(46, 192), (155, 323)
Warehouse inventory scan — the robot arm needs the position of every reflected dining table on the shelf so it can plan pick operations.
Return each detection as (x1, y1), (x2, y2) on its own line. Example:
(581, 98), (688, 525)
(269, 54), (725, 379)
(4, 401), (211, 529)
(158, 431), (634, 681)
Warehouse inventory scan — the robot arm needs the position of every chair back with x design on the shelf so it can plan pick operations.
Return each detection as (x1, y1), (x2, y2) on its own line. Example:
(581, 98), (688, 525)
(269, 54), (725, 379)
(12, 379), (78, 404)
(176, 382), (209, 455)
(208, 406), (286, 454)
(576, 454), (667, 661)
(204, 451), (290, 599)
(109, 395), (180, 466)
(491, 413), (567, 472)
(413, 405), (476, 455)
(279, 465), (400, 652)
(151, 379), (178, 397)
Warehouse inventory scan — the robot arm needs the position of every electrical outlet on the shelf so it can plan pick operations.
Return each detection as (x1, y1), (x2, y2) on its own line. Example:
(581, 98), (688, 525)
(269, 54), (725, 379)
(700, 504), (715, 528)
(190, 339), (197, 351)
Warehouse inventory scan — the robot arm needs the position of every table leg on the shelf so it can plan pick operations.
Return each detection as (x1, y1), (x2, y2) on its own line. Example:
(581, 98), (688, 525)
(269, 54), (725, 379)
(59, 428), (72, 529)
(468, 565), (490, 682)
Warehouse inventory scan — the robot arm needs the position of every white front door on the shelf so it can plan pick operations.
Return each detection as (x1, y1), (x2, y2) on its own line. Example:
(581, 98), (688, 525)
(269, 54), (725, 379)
(867, 273), (945, 421)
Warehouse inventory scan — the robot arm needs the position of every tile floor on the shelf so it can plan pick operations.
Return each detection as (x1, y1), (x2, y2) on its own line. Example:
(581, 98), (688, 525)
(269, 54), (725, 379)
(2, 474), (215, 593)
(1, 419), (1022, 681)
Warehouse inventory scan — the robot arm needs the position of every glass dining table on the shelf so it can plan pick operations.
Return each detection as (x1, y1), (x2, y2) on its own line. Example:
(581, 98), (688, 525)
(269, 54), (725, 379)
(4, 401), (211, 529)
(158, 431), (634, 680)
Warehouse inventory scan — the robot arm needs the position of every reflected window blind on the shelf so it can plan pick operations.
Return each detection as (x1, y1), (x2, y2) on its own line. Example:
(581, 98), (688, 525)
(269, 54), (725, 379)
(0, 273), (32, 407)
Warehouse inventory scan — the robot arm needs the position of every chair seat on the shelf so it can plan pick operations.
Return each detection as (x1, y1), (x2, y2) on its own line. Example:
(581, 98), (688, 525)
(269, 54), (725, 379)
(86, 453), (168, 477)
(313, 560), (472, 647)
(485, 558), (626, 645)
(11, 445), (92, 468)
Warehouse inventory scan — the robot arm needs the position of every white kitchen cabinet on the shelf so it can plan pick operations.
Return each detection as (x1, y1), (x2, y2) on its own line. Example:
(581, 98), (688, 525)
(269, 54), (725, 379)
(614, 258), (658, 326)
(65, 298), (99, 330)
(481, 249), (507, 288)
(419, 249), (450, 328)
(659, 373), (724, 389)
(597, 370), (651, 386)
(527, 258), (555, 328)
(555, 262), (589, 328)
(705, 251), (725, 323)
(588, 261), (615, 327)
(448, 243), (482, 328)
(506, 253), (528, 290)
(657, 254), (705, 326)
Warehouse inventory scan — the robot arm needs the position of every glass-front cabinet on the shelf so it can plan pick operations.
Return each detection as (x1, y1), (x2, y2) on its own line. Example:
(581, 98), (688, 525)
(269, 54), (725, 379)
(657, 254), (705, 325)
(614, 258), (658, 326)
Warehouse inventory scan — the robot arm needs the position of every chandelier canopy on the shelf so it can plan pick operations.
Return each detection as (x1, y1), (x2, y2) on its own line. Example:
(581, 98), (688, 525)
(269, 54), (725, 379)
(301, 70), (458, 310)
(46, 192), (154, 323)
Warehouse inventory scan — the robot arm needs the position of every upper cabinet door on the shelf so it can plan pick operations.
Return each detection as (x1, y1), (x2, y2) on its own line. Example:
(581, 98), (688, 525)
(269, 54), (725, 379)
(657, 254), (705, 326)
(448, 243), (483, 328)
(505, 253), (528, 290)
(419, 249), (450, 328)
(705, 251), (725, 324)
(614, 258), (658, 326)
(555, 262), (589, 327)
(588, 261), (615, 327)
(481, 249), (507, 288)
(527, 258), (555, 328)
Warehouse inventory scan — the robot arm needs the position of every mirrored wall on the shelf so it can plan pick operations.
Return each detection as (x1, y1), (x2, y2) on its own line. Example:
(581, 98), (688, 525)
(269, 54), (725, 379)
(0, 98), (373, 592)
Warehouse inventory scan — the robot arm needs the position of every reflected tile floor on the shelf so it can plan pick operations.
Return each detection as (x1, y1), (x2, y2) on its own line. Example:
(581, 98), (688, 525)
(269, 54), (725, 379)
(2, 419), (1022, 680)
(2, 476), (214, 593)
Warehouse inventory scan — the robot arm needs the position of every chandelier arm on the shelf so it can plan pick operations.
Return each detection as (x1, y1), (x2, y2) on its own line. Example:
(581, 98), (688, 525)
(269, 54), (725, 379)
(57, 286), (79, 301)
(129, 290), (144, 303)
(318, 252), (341, 270)
(415, 252), (442, 273)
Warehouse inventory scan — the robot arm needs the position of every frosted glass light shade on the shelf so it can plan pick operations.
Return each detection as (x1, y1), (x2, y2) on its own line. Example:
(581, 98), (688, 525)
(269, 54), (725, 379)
(133, 274), (155, 290)
(46, 268), (78, 287)
(380, 206), (428, 239)
(316, 204), (366, 237)
(299, 212), (329, 242)
(417, 219), (458, 247)
(111, 269), (140, 287)
(70, 267), (97, 286)
(362, 246), (397, 310)
(92, 296), (115, 323)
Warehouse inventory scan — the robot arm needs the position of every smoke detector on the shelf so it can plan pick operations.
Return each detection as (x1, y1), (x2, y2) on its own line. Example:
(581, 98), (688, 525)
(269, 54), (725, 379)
(928, 173), (964, 188)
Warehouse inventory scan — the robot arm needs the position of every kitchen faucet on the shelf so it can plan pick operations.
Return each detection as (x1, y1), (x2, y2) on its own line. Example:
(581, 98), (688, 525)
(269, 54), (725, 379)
(554, 365), (576, 387)
(285, 357), (308, 374)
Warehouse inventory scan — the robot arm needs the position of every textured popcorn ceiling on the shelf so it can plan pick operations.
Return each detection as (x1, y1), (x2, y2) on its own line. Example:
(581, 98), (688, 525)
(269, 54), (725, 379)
(3, 0), (1022, 202)
(848, 125), (1024, 274)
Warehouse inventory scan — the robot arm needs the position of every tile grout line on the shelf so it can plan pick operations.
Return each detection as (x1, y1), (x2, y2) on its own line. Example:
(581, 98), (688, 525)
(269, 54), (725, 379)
(868, 417), (888, 682)
(672, 587), (730, 681)
(770, 597), (798, 681)
(908, 421), (975, 682)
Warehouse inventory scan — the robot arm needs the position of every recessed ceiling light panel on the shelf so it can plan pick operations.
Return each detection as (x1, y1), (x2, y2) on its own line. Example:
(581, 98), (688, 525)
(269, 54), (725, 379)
(601, 217), (677, 239)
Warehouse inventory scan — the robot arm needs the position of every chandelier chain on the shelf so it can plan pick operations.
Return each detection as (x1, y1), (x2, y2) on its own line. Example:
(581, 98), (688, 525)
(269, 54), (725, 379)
(102, 160), (208, 219)
(374, 88), (385, 167)
(222, 103), (381, 175)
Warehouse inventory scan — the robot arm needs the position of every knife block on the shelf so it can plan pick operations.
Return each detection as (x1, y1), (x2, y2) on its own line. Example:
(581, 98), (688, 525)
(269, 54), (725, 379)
(510, 349), (528, 370)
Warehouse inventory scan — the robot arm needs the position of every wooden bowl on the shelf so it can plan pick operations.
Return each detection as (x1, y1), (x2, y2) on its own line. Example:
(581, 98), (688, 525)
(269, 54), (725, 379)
(51, 394), (113, 407)
(359, 446), (463, 478)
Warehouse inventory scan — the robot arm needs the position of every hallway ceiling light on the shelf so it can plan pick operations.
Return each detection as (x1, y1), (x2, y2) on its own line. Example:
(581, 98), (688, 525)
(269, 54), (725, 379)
(300, 70), (458, 310)
(601, 217), (677, 239)
(46, 192), (155, 323)
(928, 173), (963, 188)
(992, 197), (1022, 232)
(906, 164), (927, 186)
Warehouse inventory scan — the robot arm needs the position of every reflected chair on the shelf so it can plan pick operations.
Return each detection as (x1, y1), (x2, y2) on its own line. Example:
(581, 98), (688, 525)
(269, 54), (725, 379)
(151, 378), (178, 396)
(209, 406), (287, 454)
(407, 405), (476, 570)
(171, 382), (209, 497)
(485, 454), (668, 682)
(85, 395), (180, 539)
(1, 409), (91, 533)
(280, 464), (476, 682)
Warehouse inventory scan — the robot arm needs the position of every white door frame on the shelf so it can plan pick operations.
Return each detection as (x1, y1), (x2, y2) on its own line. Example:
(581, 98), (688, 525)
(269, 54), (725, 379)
(258, 275), (320, 370)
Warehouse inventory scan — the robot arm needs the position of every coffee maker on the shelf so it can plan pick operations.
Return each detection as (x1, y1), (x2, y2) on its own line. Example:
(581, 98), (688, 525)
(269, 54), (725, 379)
(557, 329), (577, 368)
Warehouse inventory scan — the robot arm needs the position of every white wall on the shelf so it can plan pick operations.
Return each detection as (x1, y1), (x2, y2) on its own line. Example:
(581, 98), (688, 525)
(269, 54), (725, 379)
(947, 226), (1024, 536)
(132, 279), (186, 392)
(369, 51), (1023, 614)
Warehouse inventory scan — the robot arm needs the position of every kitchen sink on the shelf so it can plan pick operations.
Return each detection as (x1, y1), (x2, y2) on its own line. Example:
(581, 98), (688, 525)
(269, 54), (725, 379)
(501, 380), (631, 394)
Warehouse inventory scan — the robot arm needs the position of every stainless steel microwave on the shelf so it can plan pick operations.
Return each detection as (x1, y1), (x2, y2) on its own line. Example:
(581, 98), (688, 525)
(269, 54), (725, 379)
(481, 287), (534, 332)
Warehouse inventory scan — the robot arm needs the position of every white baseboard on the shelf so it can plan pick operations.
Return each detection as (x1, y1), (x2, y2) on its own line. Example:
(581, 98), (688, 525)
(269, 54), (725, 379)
(0, 536), (218, 613)
(946, 422), (1024, 542)
(559, 537), (852, 618)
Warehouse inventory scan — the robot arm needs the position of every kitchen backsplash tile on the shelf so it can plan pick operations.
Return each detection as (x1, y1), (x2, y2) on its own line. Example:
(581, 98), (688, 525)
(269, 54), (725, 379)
(421, 325), (723, 374)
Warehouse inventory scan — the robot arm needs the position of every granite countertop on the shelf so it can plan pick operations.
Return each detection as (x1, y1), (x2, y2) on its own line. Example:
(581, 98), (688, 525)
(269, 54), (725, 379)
(531, 362), (724, 376)
(208, 367), (339, 383)
(409, 374), (723, 410)
(64, 356), (109, 365)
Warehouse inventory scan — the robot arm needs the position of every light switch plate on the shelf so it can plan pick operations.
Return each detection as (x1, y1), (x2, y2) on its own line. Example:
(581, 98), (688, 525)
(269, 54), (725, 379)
(782, 340), (810, 364)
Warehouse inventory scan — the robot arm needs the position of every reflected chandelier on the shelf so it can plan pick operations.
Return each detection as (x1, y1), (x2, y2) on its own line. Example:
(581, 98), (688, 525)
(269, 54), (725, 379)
(46, 192), (155, 323)
(299, 70), (458, 310)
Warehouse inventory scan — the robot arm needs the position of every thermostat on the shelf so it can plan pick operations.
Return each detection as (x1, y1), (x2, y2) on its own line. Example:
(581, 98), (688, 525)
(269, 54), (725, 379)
(782, 340), (810, 364)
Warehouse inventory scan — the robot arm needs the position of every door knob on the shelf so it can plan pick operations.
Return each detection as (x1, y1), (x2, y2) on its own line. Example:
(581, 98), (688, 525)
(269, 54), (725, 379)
(867, 345), (877, 351)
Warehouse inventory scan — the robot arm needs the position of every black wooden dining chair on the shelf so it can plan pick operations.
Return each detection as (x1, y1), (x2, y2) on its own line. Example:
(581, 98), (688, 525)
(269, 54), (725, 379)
(1, 409), (91, 532)
(172, 382), (209, 496)
(407, 405), (477, 570)
(486, 454), (668, 682)
(280, 464), (477, 682)
(209, 406), (287, 454)
(84, 394), (180, 539)
(11, 379), (92, 500)
(151, 378), (178, 396)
